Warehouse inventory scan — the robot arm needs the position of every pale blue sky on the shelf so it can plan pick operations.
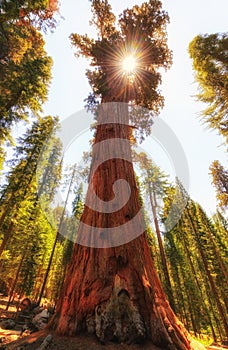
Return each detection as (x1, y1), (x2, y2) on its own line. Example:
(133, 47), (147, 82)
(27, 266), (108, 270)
(43, 0), (227, 215)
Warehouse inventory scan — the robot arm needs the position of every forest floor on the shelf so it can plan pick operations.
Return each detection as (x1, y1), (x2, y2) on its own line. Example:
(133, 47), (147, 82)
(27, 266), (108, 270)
(1, 329), (165, 350)
(1, 329), (228, 350)
(0, 297), (227, 350)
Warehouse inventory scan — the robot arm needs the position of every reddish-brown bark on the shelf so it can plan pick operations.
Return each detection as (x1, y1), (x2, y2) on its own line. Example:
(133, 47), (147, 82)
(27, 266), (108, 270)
(49, 104), (203, 349)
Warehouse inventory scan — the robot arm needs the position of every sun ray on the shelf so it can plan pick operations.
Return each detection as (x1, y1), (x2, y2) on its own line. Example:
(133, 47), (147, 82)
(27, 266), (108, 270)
(122, 54), (137, 75)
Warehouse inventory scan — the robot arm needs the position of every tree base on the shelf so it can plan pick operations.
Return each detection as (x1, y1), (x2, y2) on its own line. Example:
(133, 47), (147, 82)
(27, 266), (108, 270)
(94, 275), (146, 344)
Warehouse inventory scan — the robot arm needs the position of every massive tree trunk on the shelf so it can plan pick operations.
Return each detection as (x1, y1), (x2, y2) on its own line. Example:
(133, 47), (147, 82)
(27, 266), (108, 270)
(49, 103), (203, 349)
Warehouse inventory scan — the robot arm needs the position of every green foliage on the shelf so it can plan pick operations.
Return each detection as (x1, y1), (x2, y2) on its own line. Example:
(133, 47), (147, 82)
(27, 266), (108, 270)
(189, 33), (228, 142)
(0, 23), (52, 142)
(70, 0), (172, 136)
(89, 0), (116, 38)
(0, 116), (61, 257)
(135, 153), (176, 308)
(0, 0), (59, 30)
(0, 117), (56, 205)
(0, 0), (58, 170)
(134, 151), (169, 199)
(192, 335), (213, 347)
(72, 183), (84, 219)
(0, 116), (62, 300)
(0, 147), (5, 176)
(0, 0), (62, 303)
(162, 180), (228, 341)
(210, 160), (228, 210)
(212, 210), (228, 243)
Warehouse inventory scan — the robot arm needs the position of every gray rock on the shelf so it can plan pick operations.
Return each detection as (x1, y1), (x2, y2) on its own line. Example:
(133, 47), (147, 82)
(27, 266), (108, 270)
(36, 334), (53, 350)
(0, 319), (16, 330)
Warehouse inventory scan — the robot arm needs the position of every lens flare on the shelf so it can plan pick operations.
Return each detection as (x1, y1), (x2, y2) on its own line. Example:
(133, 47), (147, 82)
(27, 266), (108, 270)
(122, 54), (137, 74)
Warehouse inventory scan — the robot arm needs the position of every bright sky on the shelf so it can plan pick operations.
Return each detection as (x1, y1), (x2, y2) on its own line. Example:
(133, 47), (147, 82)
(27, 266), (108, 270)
(43, 0), (227, 216)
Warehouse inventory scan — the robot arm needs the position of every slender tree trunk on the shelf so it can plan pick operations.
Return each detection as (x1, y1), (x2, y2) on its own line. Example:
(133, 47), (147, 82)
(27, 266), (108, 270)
(49, 104), (201, 349)
(149, 188), (175, 311)
(173, 265), (190, 331)
(205, 288), (223, 342)
(5, 247), (27, 310)
(37, 165), (76, 305)
(196, 242), (228, 338)
(180, 230), (217, 342)
(0, 206), (10, 228)
(187, 302), (197, 337)
(33, 274), (41, 301)
(0, 220), (15, 257)
(207, 229), (228, 285)
(33, 255), (46, 301)
(37, 231), (59, 306)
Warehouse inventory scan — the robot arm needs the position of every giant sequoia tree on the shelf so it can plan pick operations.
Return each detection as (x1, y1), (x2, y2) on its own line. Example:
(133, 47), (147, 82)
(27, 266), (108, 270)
(50, 1), (203, 348)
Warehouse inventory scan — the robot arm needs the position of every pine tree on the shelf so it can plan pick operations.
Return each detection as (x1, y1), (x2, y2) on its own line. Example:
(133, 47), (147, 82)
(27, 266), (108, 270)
(0, 0), (58, 165)
(0, 116), (59, 257)
(135, 152), (175, 310)
(0, 24), (52, 143)
(210, 160), (228, 210)
(162, 181), (227, 341)
(37, 165), (77, 305)
(0, 115), (62, 306)
(2, 187), (57, 305)
(189, 33), (228, 142)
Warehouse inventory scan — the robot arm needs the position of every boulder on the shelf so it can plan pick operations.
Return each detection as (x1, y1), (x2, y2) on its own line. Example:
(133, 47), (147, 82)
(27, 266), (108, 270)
(32, 310), (50, 330)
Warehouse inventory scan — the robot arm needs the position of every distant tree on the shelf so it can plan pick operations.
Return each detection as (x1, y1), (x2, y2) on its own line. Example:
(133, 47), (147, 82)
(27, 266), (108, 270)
(134, 174), (159, 273)
(210, 160), (228, 210)
(37, 165), (77, 305)
(60, 182), (85, 298)
(0, 117), (62, 304)
(0, 148), (5, 177)
(191, 203), (228, 339)
(0, 116), (59, 257)
(135, 152), (175, 310)
(3, 203), (57, 305)
(162, 183), (206, 337)
(162, 182), (228, 341)
(72, 183), (84, 219)
(212, 210), (228, 243)
(189, 33), (228, 142)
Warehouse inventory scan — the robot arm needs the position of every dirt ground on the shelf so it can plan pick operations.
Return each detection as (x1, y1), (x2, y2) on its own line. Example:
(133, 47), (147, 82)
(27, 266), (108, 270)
(0, 296), (163, 349)
(1, 329), (228, 350)
(0, 297), (227, 350)
(1, 329), (166, 350)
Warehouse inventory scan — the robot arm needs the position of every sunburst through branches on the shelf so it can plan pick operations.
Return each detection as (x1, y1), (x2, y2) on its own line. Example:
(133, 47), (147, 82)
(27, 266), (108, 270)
(122, 54), (137, 75)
